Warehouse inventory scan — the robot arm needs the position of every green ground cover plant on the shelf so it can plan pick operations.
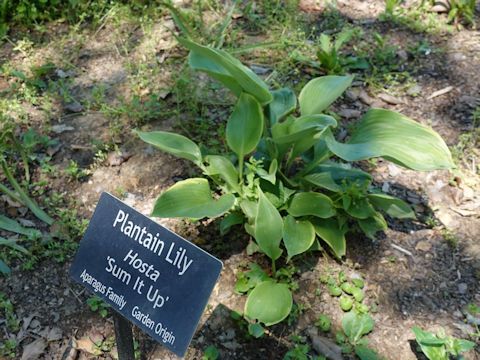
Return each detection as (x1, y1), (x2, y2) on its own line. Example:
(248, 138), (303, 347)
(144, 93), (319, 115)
(137, 37), (453, 329)
(412, 327), (475, 360)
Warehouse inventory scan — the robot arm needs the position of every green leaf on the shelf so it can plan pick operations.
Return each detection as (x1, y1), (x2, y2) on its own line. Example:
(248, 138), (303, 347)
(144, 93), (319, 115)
(299, 75), (354, 115)
(1, 160), (53, 225)
(0, 237), (29, 255)
(244, 281), (292, 326)
(357, 211), (387, 240)
(315, 314), (331, 331)
(367, 193), (415, 219)
(323, 108), (454, 171)
(268, 88), (296, 125)
(240, 199), (258, 221)
(352, 287), (364, 302)
(203, 345), (219, 360)
(178, 38), (272, 105)
(412, 327), (447, 360)
(226, 93), (264, 160)
(310, 163), (372, 187)
(342, 311), (374, 345)
(454, 339), (475, 353)
(303, 172), (341, 192)
(189, 50), (243, 97)
(0, 259), (10, 275)
(151, 178), (234, 219)
(354, 345), (379, 360)
(345, 198), (376, 219)
(352, 278), (364, 289)
(220, 212), (244, 235)
(282, 215), (315, 260)
(256, 159), (277, 185)
(9, 70), (26, 80)
(341, 282), (355, 295)
(136, 130), (201, 165)
(248, 323), (265, 338)
(287, 192), (336, 218)
(254, 189), (283, 260)
(328, 281), (342, 297)
(340, 296), (353, 311)
(311, 218), (346, 257)
(206, 155), (241, 193)
(272, 114), (337, 144)
(0, 215), (42, 238)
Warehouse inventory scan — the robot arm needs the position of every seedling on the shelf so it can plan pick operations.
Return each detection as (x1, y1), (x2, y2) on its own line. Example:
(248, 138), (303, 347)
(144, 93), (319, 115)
(87, 295), (109, 318)
(202, 345), (219, 360)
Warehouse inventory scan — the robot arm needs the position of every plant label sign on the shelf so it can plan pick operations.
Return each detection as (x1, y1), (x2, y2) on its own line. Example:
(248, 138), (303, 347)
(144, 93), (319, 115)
(69, 192), (223, 357)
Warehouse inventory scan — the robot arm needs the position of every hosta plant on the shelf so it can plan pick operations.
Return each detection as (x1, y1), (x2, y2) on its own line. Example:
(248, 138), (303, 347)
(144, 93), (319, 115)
(137, 38), (453, 329)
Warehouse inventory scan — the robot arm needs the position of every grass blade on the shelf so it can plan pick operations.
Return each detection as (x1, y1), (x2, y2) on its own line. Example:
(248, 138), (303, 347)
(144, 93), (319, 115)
(1, 160), (53, 225)
(0, 215), (42, 238)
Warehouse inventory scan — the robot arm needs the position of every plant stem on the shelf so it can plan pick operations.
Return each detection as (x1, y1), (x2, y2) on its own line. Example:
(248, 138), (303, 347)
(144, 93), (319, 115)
(272, 259), (276, 278)
(238, 156), (244, 183)
(0, 183), (25, 205)
(1, 160), (53, 225)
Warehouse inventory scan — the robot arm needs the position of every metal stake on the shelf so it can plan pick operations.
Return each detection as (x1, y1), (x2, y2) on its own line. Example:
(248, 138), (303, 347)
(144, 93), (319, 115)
(113, 312), (136, 360)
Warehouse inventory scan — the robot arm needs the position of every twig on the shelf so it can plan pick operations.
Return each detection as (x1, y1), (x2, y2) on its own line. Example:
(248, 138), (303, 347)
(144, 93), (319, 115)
(391, 243), (413, 256)
(427, 86), (454, 100)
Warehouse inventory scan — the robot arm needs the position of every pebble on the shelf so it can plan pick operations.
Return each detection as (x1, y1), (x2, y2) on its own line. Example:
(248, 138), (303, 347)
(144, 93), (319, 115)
(250, 65), (270, 75)
(358, 90), (372, 105)
(457, 283), (468, 294)
(345, 89), (358, 101)
(378, 92), (403, 105)
(65, 102), (83, 113)
(388, 163), (401, 177)
(407, 84), (423, 96)
(219, 328), (235, 341)
(382, 181), (390, 193)
(340, 108), (361, 119)
(415, 241), (432, 252)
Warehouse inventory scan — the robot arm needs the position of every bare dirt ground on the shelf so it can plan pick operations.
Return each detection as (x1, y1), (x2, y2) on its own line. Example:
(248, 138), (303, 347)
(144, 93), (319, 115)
(1, 1), (480, 359)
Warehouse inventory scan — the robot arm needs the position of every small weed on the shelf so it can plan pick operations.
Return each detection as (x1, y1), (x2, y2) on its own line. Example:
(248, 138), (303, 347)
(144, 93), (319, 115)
(413, 327), (475, 360)
(315, 314), (331, 332)
(0, 293), (19, 331)
(65, 160), (89, 182)
(87, 296), (109, 318)
(287, 303), (306, 326)
(0, 338), (17, 358)
(202, 345), (219, 360)
(284, 335), (325, 360)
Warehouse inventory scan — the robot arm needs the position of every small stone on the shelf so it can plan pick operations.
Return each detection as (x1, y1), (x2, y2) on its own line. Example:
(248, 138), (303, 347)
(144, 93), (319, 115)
(345, 89), (358, 101)
(52, 124), (74, 134)
(436, 210), (458, 228)
(415, 241), (432, 252)
(250, 65), (270, 75)
(388, 163), (401, 177)
(457, 283), (468, 294)
(397, 49), (408, 61)
(358, 90), (372, 105)
(407, 84), (423, 96)
(55, 69), (68, 78)
(65, 102), (83, 113)
(222, 341), (241, 351)
(378, 92), (403, 105)
(382, 181), (390, 193)
(219, 328), (235, 341)
(340, 108), (361, 119)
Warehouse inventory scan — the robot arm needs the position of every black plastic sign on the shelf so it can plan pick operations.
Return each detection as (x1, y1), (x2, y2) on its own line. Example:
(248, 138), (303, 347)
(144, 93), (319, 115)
(70, 192), (223, 357)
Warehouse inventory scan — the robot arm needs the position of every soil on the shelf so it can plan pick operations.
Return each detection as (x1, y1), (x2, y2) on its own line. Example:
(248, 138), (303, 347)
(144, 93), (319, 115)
(1, 1), (480, 359)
